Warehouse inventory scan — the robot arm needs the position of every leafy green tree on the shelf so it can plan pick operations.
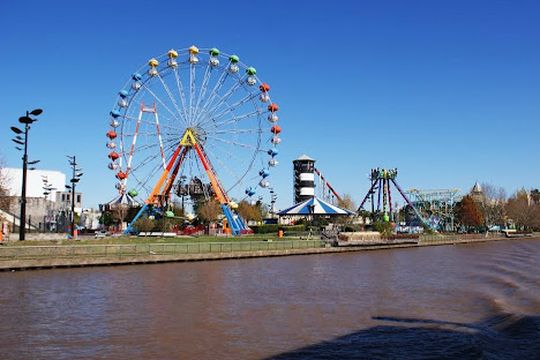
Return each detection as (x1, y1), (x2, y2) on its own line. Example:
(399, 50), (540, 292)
(99, 211), (115, 227)
(373, 220), (394, 237)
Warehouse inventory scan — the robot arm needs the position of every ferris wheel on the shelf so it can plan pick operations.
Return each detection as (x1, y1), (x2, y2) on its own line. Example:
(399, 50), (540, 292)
(105, 45), (281, 234)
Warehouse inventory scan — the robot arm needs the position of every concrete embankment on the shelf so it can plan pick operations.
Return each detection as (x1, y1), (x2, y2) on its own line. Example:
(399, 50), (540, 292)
(0, 235), (537, 271)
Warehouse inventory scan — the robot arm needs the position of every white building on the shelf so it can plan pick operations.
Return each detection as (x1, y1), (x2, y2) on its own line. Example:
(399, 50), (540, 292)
(1, 168), (86, 232)
(2, 168), (66, 202)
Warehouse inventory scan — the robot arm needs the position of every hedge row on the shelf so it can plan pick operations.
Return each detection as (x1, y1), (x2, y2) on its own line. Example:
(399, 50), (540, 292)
(250, 224), (306, 234)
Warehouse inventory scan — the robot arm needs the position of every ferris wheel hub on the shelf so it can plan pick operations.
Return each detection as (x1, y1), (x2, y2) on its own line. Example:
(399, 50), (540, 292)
(180, 128), (199, 147)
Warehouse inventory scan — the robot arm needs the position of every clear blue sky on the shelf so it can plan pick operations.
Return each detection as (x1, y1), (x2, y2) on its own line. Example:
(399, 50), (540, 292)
(1, 0), (539, 209)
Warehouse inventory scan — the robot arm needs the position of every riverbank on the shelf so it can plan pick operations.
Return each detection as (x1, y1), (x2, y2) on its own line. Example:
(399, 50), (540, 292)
(1, 234), (538, 271)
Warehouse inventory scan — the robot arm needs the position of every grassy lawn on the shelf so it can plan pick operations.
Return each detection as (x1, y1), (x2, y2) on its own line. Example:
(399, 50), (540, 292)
(9, 233), (289, 246)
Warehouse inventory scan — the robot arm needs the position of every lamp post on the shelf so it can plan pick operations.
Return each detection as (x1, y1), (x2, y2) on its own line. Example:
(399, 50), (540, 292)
(41, 176), (56, 232)
(10, 108), (43, 240)
(269, 187), (277, 218)
(65, 155), (83, 239)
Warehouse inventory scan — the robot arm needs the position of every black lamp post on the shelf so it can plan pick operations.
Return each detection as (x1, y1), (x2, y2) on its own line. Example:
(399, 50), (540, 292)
(65, 155), (83, 239)
(10, 109), (43, 240)
(269, 187), (277, 218)
(41, 176), (56, 232)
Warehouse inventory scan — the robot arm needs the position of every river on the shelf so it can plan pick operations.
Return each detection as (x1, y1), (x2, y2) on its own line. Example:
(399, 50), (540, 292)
(0, 239), (539, 359)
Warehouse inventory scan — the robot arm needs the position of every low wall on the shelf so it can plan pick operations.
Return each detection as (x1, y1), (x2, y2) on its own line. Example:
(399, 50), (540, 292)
(338, 231), (381, 241)
(1, 236), (538, 271)
(2, 233), (68, 242)
(419, 233), (504, 244)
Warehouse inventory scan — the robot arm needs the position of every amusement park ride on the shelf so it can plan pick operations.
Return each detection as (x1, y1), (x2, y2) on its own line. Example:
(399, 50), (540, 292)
(357, 168), (433, 229)
(314, 168), (342, 205)
(406, 188), (460, 231)
(105, 46), (281, 235)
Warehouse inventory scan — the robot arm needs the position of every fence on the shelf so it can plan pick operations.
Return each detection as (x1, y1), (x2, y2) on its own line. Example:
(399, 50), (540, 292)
(419, 233), (504, 245)
(0, 240), (325, 261)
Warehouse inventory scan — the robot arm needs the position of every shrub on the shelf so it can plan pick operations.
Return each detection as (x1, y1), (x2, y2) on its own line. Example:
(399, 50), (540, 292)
(373, 220), (394, 237)
(250, 224), (305, 234)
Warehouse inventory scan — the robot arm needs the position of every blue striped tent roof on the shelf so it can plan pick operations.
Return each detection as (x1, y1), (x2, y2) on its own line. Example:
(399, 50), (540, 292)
(278, 197), (355, 216)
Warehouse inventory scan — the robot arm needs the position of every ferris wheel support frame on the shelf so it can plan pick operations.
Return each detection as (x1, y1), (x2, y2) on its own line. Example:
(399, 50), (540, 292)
(125, 129), (248, 235)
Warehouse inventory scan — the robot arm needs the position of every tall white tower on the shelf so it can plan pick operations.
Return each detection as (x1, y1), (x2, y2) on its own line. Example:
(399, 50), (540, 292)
(293, 154), (315, 204)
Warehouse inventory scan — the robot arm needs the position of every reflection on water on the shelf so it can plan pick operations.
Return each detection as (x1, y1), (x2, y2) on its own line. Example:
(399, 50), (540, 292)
(0, 239), (539, 359)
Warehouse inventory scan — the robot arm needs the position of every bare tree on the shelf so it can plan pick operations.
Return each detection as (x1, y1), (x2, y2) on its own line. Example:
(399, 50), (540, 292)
(0, 160), (13, 214)
(337, 193), (357, 211)
(197, 199), (221, 224)
(133, 217), (154, 235)
(110, 204), (129, 228)
(479, 183), (507, 229)
(237, 200), (263, 222)
(506, 189), (540, 231)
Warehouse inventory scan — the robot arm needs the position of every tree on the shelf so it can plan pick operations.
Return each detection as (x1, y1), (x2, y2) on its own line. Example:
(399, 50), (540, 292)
(110, 204), (129, 226)
(478, 183), (506, 229)
(337, 193), (357, 211)
(237, 200), (263, 222)
(99, 211), (115, 227)
(197, 199), (221, 224)
(0, 161), (12, 213)
(133, 217), (155, 235)
(455, 195), (484, 231)
(506, 190), (540, 231)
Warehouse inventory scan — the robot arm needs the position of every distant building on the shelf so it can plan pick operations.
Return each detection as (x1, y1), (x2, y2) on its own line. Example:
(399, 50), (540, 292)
(0, 168), (83, 232)
(470, 181), (484, 202)
(3, 168), (65, 201)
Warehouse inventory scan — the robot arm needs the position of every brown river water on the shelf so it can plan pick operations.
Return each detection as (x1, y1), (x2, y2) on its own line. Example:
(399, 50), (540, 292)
(0, 239), (539, 359)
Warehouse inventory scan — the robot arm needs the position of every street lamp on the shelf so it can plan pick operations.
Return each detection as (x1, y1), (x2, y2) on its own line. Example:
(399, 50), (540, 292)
(269, 187), (278, 218)
(10, 108), (43, 240)
(66, 155), (83, 239)
(41, 176), (56, 232)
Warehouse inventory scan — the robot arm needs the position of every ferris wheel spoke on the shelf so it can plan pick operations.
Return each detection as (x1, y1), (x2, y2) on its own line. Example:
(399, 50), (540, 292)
(132, 161), (165, 194)
(205, 141), (257, 193)
(202, 76), (247, 121)
(129, 140), (178, 173)
(156, 73), (188, 126)
(172, 66), (190, 124)
(120, 141), (161, 154)
(141, 84), (182, 124)
(189, 62), (197, 125)
(206, 128), (262, 136)
(122, 131), (167, 137)
(205, 145), (244, 191)
(213, 92), (258, 118)
(206, 141), (252, 173)
(204, 134), (259, 150)
(192, 63), (213, 122)
(209, 109), (263, 128)
(192, 67), (230, 124)
(120, 114), (178, 132)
